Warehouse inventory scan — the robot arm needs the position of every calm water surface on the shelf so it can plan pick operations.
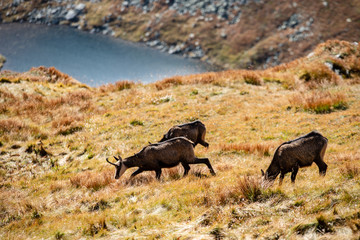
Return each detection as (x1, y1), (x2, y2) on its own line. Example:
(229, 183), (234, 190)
(0, 23), (213, 86)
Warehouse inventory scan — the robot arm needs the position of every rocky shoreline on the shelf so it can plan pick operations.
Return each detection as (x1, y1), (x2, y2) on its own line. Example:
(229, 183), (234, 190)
(1, 0), (359, 70)
(1, 0), (213, 61)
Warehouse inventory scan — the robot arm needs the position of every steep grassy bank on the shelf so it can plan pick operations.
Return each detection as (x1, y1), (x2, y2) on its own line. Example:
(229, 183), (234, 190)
(0, 40), (359, 239)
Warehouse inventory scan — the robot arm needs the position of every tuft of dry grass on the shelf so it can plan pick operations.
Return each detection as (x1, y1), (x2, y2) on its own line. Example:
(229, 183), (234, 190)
(289, 90), (348, 114)
(70, 170), (114, 191)
(242, 71), (263, 86)
(28, 66), (80, 85)
(236, 176), (265, 202)
(154, 76), (184, 90)
(340, 164), (360, 179)
(51, 114), (84, 128)
(219, 142), (274, 156)
(0, 119), (27, 133)
(98, 80), (135, 92)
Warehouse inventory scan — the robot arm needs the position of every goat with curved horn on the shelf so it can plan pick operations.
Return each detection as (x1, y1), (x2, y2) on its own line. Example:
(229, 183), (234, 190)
(106, 156), (128, 179)
(106, 137), (215, 181)
(106, 158), (118, 166)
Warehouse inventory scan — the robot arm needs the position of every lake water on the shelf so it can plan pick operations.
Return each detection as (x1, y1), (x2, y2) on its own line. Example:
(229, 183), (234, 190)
(0, 23), (213, 86)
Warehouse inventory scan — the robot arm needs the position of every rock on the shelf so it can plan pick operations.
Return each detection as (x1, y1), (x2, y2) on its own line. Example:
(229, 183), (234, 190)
(188, 46), (204, 59)
(35, 12), (44, 21)
(229, 11), (241, 24)
(0, 54), (6, 70)
(75, 3), (86, 12)
(12, 0), (21, 7)
(168, 44), (183, 54)
(279, 14), (301, 30)
(65, 9), (78, 21)
(146, 40), (161, 47)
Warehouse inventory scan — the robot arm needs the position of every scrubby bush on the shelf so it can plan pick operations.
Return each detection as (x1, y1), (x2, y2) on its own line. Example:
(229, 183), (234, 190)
(289, 91), (348, 114)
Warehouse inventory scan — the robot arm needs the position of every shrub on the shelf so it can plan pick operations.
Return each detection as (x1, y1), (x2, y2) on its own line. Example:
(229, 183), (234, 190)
(236, 176), (263, 202)
(0, 119), (27, 134)
(154, 76), (183, 90)
(29, 66), (78, 85)
(242, 72), (263, 85)
(52, 114), (84, 128)
(83, 218), (107, 237)
(98, 80), (134, 92)
(163, 166), (182, 180)
(341, 164), (360, 179)
(299, 64), (336, 83)
(289, 91), (348, 114)
(70, 170), (113, 191)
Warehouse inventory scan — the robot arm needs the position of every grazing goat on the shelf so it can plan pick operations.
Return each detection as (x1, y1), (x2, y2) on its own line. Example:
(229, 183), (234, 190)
(261, 131), (328, 185)
(159, 120), (209, 148)
(106, 137), (216, 180)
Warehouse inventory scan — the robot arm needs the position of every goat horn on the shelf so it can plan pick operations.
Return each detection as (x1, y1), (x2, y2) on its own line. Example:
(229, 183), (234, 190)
(106, 158), (118, 166)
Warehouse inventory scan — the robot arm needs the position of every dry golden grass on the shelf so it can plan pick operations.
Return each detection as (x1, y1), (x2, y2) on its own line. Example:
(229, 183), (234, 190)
(289, 90), (348, 113)
(0, 41), (360, 239)
(0, 119), (27, 133)
(340, 164), (360, 179)
(98, 80), (135, 92)
(70, 170), (114, 191)
(218, 142), (275, 156)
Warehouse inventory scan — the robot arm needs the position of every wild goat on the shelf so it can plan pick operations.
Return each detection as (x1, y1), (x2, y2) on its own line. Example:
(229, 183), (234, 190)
(106, 137), (216, 180)
(159, 120), (209, 148)
(262, 131), (328, 185)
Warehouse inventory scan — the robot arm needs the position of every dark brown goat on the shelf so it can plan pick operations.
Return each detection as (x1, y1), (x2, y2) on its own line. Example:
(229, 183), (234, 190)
(159, 120), (209, 148)
(106, 137), (216, 180)
(261, 131), (328, 185)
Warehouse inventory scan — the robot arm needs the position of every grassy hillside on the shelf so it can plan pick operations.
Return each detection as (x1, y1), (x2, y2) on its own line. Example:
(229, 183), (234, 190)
(0, 40), (360, 239)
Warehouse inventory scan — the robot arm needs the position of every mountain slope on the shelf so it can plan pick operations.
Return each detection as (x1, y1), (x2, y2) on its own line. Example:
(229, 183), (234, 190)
(0, 40), (359, 239)
(1, 0), (359, 70)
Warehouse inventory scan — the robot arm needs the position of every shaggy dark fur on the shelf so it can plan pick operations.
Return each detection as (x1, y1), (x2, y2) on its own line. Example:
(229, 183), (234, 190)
(107, 137), (215, 180)
(262, 131), (328, 185)
(159, 120), (209, 148)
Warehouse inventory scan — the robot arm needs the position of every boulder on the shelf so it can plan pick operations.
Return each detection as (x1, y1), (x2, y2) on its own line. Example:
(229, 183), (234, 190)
(65, 9), (78, 21)
(75, 3), (86, 12)
(0, 54), (6, 70)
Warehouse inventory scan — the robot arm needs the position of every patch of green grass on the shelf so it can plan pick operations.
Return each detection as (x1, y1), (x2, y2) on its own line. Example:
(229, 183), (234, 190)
(130, 119), (144, 126)
(54, 231), (65, 240)
(190, 89), (199, 95)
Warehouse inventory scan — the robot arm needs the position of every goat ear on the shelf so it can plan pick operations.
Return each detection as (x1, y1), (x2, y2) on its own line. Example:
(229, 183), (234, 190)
(117, 155), (123, 162)
(261, 169), (265, 176)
